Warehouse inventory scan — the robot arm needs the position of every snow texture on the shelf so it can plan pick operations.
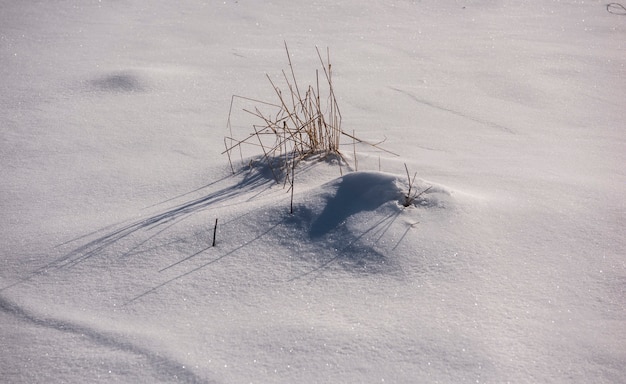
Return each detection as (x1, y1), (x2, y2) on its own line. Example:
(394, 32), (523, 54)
(1, 1), (625, 383)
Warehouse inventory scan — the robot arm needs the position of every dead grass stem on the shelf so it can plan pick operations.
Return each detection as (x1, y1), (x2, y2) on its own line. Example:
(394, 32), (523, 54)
(223, 43), (396, 183)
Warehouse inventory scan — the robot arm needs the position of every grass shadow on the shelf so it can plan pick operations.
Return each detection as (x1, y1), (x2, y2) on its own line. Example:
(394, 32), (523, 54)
(1, 165), (277, 292)
(288, 208), (404, 282)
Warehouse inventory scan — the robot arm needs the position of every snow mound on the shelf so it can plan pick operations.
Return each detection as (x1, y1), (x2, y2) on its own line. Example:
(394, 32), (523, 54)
(265, 170), (454, 277)
(297, 171), (448, 238)
(308, 171), (401, 238)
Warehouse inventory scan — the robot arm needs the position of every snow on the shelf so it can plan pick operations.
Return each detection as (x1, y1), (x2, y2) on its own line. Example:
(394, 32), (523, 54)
(1, 1), (625, 383)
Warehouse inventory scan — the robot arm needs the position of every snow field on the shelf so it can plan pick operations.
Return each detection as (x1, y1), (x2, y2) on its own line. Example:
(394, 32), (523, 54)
(2, 1), (625, 383)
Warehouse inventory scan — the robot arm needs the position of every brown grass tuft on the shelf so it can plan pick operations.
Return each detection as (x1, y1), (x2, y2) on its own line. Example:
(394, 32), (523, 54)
(223, 43), (394, 184)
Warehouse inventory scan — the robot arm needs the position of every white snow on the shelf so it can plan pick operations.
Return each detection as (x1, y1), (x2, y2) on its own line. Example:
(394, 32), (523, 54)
(1, 1), (625, 383)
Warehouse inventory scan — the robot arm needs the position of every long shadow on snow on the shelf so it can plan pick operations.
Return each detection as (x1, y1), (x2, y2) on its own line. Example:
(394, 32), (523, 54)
(128, 172), (407, 301)
(1, 167), (276, 292)
(289, 209), (404, 282)
(126, 217), (286, 305)
(67, 168), (276, 267)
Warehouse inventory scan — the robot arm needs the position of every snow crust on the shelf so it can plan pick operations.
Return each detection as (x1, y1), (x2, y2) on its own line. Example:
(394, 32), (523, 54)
(1, 1), (625, 383)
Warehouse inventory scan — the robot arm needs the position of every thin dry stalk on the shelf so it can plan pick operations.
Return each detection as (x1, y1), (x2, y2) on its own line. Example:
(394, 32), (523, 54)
(404, 163), (417, 200)
(223, 44), (394, 184)
(403, 163), (432, 207)
(353, 129), (358, 171)
(212, 218), (218, 247)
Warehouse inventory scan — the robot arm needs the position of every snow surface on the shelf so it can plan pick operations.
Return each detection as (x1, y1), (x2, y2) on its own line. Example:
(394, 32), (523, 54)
(1, 1), (625, 383)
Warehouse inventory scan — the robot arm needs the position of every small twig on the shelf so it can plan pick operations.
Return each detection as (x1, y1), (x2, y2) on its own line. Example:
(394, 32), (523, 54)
(212, 218), (218, 247)
(403, 163), (432, 207)
(607, 3), (626, 15)
(413, 185), (433, 201)
(224, 137), (235, 174)
(404, 163), (414, 198)
(290, 159), (295, 214)
(341, 131), (400, 157)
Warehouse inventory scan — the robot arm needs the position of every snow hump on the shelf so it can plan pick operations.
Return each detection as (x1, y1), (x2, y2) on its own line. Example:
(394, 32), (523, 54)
(309, 171), (402, 238)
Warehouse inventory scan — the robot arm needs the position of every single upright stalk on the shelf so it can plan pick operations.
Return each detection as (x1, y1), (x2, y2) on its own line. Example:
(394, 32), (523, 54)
(212, 218), (218, 247)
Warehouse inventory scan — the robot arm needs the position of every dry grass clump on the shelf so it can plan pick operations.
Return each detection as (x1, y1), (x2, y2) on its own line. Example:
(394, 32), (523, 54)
(223, 43), (384, 183)
(402, 163), (432, 207)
